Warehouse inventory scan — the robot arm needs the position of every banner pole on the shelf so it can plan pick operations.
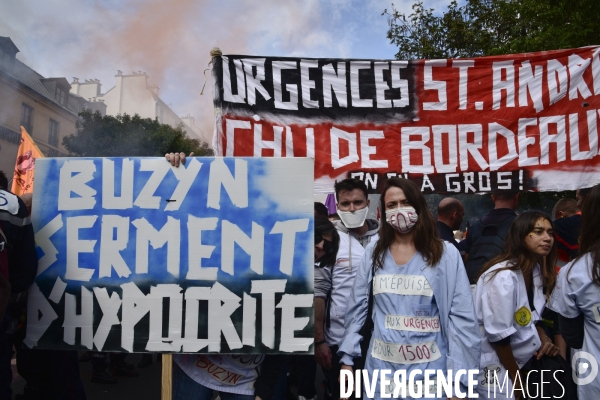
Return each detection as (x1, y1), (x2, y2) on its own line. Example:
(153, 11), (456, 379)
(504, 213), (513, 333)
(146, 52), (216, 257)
(161, 354), (172, 400)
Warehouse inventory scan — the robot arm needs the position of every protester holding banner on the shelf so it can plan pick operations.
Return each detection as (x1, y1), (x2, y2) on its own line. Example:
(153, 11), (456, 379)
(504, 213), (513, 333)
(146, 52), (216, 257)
(0, 171), (37, 399)
(314, 179), (379, 400)
(171, 218), (337, 400)
(473, 211), (560, 399)
(549, 184), (600, 400)
(172, 218), (332, 400)
(338, 178), (480, 399)
(163, 151), (311, 400)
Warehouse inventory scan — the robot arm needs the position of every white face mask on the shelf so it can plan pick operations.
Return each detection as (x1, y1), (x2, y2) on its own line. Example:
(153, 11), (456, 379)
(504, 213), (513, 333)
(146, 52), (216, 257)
(338, 206), (369, 229)
(386, 206), (418, 233)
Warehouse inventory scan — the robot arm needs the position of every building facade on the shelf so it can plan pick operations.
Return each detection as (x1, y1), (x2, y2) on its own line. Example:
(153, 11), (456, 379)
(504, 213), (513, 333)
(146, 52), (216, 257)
(0, 37), (106, 175)
(70, 71), (207, 143)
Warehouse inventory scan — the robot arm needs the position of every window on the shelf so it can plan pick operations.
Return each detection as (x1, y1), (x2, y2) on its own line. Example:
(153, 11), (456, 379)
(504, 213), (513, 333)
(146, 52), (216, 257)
(47, 148), (59, 157)
(49, 119), (59, 147)
(0, 49), (14, 69)
(20, 103), (33, 134)
(55, 87), (67, 106)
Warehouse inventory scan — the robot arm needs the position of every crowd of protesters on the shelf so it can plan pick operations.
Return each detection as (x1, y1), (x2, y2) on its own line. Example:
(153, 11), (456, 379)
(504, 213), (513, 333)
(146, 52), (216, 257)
(2, 153), (600, 399)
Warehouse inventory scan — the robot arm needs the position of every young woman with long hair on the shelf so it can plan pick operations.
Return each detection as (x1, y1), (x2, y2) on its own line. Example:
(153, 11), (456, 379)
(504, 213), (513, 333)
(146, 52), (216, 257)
(549, 184), (600, 400)
(337, 178), (480, 399)
(474, 211), (559, 399)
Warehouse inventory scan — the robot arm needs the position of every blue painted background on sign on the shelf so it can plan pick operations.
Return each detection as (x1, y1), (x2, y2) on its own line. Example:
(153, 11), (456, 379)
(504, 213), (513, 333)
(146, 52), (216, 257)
(33, 157), (313, 286)
(29, 157), (314, 353)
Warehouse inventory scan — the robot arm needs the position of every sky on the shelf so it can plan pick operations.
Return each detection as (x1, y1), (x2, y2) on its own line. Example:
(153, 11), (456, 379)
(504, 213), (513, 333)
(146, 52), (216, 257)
(0, 0), (450, 143)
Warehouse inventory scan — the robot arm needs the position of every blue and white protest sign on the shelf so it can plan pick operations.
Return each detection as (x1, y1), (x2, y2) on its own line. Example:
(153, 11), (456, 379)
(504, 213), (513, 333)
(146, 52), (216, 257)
(25, 157), (314, 354)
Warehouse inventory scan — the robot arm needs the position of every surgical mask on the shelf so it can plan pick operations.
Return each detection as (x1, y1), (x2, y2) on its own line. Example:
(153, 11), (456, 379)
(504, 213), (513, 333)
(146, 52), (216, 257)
(385, 206), (418, 233)
(338, 206), (369, 229)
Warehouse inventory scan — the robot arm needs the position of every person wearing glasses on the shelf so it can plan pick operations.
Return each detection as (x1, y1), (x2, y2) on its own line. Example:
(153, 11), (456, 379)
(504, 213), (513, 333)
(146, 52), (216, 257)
(314, 179), (379, 400)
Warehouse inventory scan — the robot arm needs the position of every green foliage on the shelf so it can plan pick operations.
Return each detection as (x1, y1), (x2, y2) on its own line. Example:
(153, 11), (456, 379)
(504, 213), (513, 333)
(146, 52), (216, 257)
(384, 0), (600, 60)
(384, 0), (595, 213)
(63, 110), (213, 157)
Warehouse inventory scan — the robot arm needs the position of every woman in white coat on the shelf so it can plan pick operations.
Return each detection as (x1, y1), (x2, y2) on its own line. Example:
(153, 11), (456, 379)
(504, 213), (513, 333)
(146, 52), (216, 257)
(473, 211), (560, 399)
(549, 184), (600, 400)
(338, 178), (480, 399)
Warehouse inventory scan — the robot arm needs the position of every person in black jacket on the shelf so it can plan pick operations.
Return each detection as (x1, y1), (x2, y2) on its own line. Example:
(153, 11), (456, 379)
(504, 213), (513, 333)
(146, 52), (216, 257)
(463, 190), (519, 283)
(552, 197), (581, 266)
(436, 197), (464, 249)
(0, 171), (37, 399)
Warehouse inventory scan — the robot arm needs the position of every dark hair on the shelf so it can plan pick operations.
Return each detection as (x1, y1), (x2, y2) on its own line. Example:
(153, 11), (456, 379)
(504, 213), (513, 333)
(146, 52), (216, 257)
(478, 211), (557, 296)
(334, 178), (368, 201)
(372, 178), (443, 268)
(492, 190), (519, 201)
(552, 198), (578, 219)
(437, 198), (462, 218)
(575, 184), (600, 286)
(315, 217), (339, 269)
(0, 171), (7, 191)
(577, 187), (593, 209)
(579, 187), (593, 197)
(314, 202), (329, 219)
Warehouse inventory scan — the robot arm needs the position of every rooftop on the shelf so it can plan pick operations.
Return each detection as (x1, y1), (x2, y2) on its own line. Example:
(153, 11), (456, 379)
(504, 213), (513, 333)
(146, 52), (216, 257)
(0, 37), (77, 117)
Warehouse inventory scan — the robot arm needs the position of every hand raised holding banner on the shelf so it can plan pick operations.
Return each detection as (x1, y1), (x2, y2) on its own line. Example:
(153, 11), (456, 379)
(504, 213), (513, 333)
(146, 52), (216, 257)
(165, 152), (194, 167)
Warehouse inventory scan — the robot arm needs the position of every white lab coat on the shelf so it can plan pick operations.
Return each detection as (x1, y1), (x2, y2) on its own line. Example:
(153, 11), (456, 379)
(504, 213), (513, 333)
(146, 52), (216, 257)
(473, 261), (545, 399)
(338, 241), (480, 399)
(548, 253), (600, 400)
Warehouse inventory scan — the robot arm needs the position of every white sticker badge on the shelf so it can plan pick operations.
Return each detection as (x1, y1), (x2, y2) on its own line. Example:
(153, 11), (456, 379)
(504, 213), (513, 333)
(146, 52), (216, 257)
(385, 314), (441, 332)
(371, 338), (442, 365)
(373, 274), (433, 297)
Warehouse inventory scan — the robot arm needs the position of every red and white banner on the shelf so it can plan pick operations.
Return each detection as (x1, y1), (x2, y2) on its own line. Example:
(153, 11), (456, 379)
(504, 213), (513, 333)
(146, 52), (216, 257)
(212, 47), (600, 194)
